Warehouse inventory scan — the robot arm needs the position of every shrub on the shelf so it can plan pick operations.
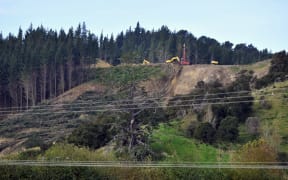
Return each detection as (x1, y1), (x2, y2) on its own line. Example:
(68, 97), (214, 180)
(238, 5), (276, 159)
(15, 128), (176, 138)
(194, 122), (216, 144)
(186, 121), (199, 137)
(255, 51), (288, 89)
(217, 116), (239, 142)
(68, 122), (114, 149)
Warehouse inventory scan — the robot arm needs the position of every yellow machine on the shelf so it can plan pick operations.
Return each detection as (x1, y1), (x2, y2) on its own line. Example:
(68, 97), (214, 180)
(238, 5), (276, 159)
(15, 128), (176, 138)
(211, 60), (219, 65)
(165, 56), (180, 63)
(143, 59), (150, 65)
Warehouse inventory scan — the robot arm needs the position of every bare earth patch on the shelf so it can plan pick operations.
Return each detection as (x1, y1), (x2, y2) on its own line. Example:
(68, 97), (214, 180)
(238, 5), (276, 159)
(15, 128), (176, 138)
(52, 82), (106, 104)
(90, 59), (111, 68)
(172, 65), (236, 95)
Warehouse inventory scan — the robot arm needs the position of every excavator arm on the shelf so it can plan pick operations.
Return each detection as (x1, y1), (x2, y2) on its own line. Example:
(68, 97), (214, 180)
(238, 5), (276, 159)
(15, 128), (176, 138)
(165, 56), (180, 63)
(143, 59), (150, 64)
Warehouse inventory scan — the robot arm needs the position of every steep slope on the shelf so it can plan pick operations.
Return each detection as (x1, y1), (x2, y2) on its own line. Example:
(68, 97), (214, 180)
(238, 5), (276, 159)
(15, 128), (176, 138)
(169, 60), (270, 96)
(0, 82), (107, 155)
(0, 61), (271, 155)
(172, 65), (236, 95)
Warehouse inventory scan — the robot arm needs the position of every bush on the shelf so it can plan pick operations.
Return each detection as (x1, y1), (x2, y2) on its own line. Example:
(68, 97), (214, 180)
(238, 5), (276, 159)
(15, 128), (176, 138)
(25, 134), (44, 149)
(186, 121), (199, 137)
(194, 122), (216, 144)
(217, 116), (239, 142)
(68, 122), (114, 149)
(255, 51), (288, 89)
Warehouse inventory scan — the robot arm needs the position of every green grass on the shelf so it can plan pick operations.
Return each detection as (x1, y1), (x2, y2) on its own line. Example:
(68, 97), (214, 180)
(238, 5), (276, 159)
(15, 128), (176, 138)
(88, 64), (164, 86)
(238, 124), (257, 144)
(252, 81), (288, 152)
(150, 121), (229, 162)
(229, 59), (270, 73)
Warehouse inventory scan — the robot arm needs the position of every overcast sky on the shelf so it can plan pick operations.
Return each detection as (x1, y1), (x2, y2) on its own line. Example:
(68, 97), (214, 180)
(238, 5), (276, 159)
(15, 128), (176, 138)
(0, 0), (287, 52)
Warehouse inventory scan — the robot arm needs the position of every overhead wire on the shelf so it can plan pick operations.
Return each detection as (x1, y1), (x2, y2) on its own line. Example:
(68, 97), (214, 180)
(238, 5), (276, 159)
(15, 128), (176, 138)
(0, 89), (254, 110)
(2, 98), (288, 116)
(0, 160), (288, 169)
(0, 95), (287, 115)
(0, 87), (287, 114)
(0, 87), (281, 111)
(0, 94), (255, 114)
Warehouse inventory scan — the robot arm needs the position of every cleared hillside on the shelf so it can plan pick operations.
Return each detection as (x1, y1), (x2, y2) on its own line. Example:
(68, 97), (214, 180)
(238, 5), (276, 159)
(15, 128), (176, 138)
(0, 61), (271, 155)
(169, 59), (270, 96)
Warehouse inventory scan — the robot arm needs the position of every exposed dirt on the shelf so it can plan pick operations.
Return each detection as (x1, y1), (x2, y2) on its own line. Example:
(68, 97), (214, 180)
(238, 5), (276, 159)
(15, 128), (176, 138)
(90, 59), (111, 68)
(52, 82), (106, 104)
(139, 64), (181, 97)
(171, 65), (236, 95)
(167, 60), (270, 96)
(0, 139), (27, 155)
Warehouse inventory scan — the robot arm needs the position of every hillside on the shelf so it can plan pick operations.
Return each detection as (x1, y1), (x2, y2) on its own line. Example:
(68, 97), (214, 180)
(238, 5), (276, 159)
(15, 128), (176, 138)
(170, 59), (270, 95)
(0, 61), (272, 155)
(1, 57), (288, 178)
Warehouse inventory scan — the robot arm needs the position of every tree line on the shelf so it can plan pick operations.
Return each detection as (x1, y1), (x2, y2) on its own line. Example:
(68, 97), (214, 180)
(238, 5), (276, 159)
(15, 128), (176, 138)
(0, 23), (97, 110)
(0, 22), (271, 110)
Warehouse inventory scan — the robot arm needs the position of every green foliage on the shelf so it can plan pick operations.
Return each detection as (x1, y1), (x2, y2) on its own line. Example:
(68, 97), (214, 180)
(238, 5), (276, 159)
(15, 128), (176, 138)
(252, 80), (288, 152)
(211, 70), (254, 123)
(194, 122), (216, 144)
(151, 122), (228, 162)
(217, 116), (239, 142)
(16, 148), (42, 160)
(136, 108), (168, 126)
(68, 122), (115, 149)
(0, 22), (271, 111)
(255, 51), (288, 89)
(24, 134), (44, 149)
(167, 70), (254, 145)
(88, 64), (163, 86)
(0, 144), (115, 179)
(43, 143), (115, 161)
(233, 138), (278, 179)
(231, 138), (282, 179)
(159, 168), (234, 180)
(186, 120), (199, 137)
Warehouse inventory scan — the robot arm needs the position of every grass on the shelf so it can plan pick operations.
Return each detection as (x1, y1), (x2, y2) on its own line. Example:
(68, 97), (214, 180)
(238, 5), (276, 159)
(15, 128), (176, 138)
(150, 121), (229, 162)
(252, 80), (288, 152)
(88, 64), (164, 86)
(229, 59), (270, 74)
(237, 124), (257, 144)
(43, 143), (116, 161)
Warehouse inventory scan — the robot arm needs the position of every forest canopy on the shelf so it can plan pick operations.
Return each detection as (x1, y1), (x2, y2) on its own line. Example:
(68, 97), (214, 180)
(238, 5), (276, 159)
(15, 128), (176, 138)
(0, 22), (271, 109)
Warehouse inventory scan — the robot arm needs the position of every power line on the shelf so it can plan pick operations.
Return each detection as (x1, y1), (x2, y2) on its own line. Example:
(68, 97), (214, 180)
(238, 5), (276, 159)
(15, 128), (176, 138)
(2, 98), (288, 116)
(0, 89), (253, 110)
(0, 94), (256, 114)
(2, 85), (288, 111)
(0, 160), (288, 169)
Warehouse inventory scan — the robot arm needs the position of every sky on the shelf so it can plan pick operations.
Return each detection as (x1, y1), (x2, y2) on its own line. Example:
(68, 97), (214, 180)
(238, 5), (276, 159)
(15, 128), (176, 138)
(0, 0), (287, 52)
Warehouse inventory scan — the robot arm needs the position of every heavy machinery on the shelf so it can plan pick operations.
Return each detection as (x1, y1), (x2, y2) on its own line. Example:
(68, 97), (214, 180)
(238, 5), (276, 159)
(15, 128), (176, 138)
(165, 44), (190, 65)
(211, 60), (219, 65)
(180, 43), (190, 65)
(142, 59), (150, 65)
(165, 56), (180, 63)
